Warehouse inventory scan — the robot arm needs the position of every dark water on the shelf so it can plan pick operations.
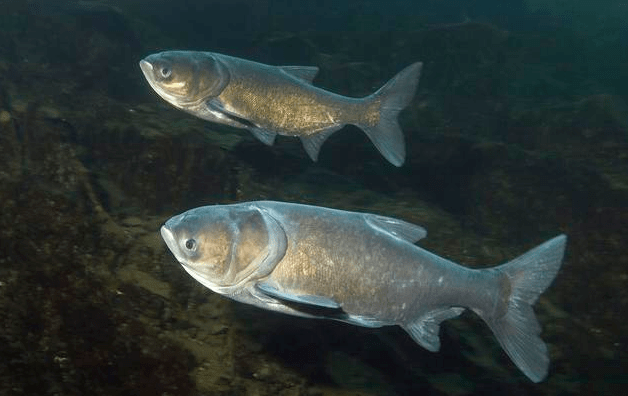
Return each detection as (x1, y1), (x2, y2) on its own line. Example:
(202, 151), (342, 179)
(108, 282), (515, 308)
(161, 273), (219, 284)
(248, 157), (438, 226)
(1, 0), (626, 395)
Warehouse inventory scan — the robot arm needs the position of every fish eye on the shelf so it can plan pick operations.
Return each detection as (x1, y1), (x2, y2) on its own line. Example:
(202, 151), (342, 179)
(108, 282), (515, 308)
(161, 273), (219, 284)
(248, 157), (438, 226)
(184, 238), (197, 251)
(160, 66), (172, 79)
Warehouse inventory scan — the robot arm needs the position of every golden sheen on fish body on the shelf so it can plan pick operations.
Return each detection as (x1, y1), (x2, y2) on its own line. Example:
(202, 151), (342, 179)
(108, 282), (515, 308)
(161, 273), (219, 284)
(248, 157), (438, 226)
(160, 201), (567, 382)
(139, 51), (422, 166)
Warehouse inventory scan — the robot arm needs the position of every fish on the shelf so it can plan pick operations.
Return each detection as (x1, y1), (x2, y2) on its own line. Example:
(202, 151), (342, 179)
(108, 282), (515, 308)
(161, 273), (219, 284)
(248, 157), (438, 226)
(139, 51), (422, 166)
(160, 201), (566, 382)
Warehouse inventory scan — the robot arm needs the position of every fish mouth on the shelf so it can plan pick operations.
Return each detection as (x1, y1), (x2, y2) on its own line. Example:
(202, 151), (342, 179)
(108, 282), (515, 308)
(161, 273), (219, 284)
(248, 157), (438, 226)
(160, 224), (221, 290)
(139, 59), (186, 108)
(139, 59), (153, 76)
(139, 59), (162, 94)
(160, 224), (239, 294)
(160, 225), (181, 260)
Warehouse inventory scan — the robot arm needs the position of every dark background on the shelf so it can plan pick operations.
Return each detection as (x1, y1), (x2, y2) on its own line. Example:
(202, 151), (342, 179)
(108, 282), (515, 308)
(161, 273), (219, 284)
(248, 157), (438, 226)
(1, 0), (626, 395)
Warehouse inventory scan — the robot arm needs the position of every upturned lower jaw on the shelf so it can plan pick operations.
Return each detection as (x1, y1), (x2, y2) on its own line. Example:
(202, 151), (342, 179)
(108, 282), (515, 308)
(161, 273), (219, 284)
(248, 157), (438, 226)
(139, 60), (153, 75)
(160, 226), (180, 258)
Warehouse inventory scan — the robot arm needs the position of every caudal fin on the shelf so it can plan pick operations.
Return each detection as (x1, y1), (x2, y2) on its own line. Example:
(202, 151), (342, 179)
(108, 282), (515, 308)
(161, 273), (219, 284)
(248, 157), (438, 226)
(360, 62), (422, 167)
(479, 235), (567, 382)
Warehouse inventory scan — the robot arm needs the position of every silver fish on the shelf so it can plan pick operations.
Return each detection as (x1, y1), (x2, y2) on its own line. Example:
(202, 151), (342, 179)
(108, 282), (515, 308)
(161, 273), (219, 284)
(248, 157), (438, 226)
(139, 51), (422, 166)
(160, 201), (566, 382)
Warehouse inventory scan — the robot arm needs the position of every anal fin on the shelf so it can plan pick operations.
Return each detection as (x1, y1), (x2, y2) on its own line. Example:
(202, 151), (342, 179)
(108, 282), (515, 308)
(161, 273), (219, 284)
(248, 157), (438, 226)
(300, 126), (343, 161)
(403, 307), (465, 352)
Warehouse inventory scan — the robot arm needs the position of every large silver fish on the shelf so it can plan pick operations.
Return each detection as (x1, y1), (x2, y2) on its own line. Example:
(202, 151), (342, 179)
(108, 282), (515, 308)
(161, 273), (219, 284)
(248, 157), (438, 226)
(139, 51), (422, 166)
(160, 201), (566, 382)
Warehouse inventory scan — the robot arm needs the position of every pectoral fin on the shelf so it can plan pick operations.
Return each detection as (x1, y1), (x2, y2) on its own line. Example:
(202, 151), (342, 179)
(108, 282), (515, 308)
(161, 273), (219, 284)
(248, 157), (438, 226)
(206, 99), (278, 146)
(205, 98), (252, 129)
(256, 281), (341, 309)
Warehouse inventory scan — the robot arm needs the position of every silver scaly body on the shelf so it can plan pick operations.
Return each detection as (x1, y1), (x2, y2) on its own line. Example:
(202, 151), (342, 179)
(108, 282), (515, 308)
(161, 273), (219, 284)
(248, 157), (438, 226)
(140, 51), (422, 166)
(160, 200), (566, 382)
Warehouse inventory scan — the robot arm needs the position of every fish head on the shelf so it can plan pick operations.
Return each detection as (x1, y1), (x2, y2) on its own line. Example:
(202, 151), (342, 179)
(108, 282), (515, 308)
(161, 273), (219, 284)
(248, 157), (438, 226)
(160, 204), (287, 294)
(139, 51), (229, 110)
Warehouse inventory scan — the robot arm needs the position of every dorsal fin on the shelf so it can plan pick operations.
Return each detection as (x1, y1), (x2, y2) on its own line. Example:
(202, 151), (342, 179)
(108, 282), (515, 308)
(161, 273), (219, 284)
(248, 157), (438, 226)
(365, 214), (427, 243)
(279, 66), (319, 83)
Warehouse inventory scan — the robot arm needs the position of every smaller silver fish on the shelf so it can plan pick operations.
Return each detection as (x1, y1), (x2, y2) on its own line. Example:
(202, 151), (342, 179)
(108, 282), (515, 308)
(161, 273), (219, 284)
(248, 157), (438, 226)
(160, 201), (567, 382)
(139, 51), (422, 166)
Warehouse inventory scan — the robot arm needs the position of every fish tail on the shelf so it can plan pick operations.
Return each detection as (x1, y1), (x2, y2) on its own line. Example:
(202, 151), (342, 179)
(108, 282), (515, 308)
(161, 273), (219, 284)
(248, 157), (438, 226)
(359, 62), (422, 167)
(477, 234), (567, 382)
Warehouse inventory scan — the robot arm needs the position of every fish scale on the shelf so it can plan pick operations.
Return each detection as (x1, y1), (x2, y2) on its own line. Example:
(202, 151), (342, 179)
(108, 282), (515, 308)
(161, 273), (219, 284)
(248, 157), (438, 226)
(140, 50), (422, 166)
(160, 200), (567, 382)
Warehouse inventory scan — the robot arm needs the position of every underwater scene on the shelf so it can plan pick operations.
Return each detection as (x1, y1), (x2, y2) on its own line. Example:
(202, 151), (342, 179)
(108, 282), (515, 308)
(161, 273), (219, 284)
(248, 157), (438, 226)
(1, 0), (627, 395)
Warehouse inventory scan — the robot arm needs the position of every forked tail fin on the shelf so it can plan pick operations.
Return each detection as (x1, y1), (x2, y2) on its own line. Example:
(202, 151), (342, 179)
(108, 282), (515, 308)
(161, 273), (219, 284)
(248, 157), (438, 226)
(478, 234), (567, 382)
(359, 62), (422, 167)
